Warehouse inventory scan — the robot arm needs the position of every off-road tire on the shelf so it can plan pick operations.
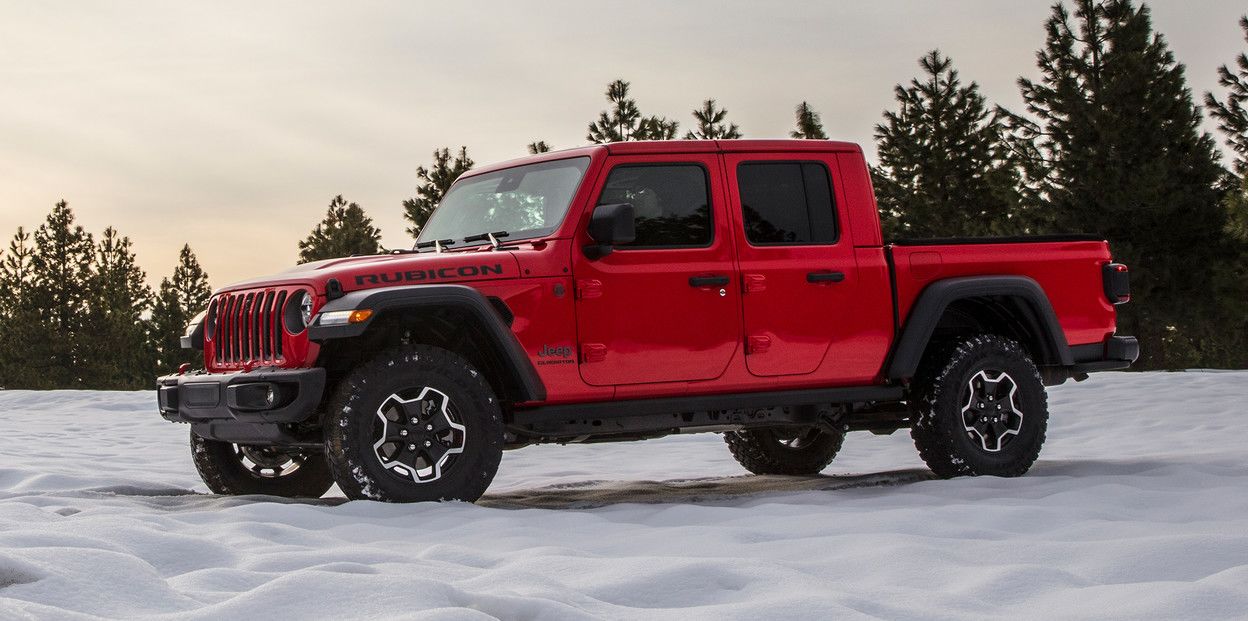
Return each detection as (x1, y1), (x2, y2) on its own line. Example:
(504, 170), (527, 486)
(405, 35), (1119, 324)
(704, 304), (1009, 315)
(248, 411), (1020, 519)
(910, 334), (1048, 478)
(190, 431), (335, 497)
(724, 427), (846, 475)
(324, 345), (504, 503)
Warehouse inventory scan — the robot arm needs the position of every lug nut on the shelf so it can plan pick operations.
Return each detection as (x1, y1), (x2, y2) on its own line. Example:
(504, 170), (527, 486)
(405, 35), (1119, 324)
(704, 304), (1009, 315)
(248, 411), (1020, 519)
(407, 443), (416, 451)
(410, 417), (419, 424)
(425, 424), (433, 431)
(399, 429), (408, 437)
(424, 440), (432, 447)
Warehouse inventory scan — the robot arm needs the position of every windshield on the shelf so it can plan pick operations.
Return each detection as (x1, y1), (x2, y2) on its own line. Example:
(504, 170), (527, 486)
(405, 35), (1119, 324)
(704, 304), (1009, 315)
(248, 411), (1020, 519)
(417, 156), (591, 246)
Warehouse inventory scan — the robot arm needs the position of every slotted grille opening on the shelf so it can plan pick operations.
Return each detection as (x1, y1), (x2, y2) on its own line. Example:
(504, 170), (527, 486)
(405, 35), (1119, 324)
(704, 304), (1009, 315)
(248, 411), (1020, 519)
(242, 293), (254, 361)
(250, 293), (262, 361)
(273, 291), (287, 360)
(233, 292), (245, 362)
(261, 291), (274, 361)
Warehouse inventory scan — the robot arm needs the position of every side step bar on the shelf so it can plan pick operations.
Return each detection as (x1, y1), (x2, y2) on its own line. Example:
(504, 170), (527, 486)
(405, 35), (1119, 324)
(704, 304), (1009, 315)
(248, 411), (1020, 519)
(511, 385), (905, 441)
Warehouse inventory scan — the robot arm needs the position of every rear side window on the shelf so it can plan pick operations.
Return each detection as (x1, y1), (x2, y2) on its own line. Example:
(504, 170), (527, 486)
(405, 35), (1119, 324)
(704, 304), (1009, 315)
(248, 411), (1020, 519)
(737, 162), (837, 245)
(597, 164), (712, 248)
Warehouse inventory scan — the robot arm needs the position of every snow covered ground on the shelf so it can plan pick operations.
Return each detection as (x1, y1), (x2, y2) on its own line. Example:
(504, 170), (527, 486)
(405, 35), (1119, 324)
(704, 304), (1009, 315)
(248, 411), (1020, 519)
(1, 371), (1246, 620)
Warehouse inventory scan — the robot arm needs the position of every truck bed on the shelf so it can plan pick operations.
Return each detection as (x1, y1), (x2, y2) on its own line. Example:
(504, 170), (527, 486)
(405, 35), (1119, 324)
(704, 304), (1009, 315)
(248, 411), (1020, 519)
(887, 236), (1116, 349)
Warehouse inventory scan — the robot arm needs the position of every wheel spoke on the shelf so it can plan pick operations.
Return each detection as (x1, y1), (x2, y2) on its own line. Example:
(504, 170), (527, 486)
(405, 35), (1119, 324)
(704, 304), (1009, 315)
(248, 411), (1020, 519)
(423, 441), (450, 465)
(397, 400), (425, 425)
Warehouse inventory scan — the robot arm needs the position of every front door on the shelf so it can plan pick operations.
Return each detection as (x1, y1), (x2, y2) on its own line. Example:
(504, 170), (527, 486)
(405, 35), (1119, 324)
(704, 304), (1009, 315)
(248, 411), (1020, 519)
(725, 154), (857, 377)
(573, 155), (740, 386)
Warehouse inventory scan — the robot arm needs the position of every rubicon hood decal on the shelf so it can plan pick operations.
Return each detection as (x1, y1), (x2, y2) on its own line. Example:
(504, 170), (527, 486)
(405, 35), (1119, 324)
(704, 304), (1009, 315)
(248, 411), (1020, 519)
(355, 263), (506, 286)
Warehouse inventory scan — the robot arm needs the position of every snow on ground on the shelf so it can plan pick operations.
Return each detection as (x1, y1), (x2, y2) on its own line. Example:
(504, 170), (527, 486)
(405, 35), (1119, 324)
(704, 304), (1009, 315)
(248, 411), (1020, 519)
(1, 372), (1246, 620)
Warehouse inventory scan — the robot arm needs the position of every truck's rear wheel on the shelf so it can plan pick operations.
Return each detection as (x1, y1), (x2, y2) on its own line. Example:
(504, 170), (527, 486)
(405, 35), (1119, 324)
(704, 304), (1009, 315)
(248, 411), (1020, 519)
(190, 431), (334, 497)
(724, 426), (845, 475)
(324, 345), (504, 503)
(910, 334), (1048, 478)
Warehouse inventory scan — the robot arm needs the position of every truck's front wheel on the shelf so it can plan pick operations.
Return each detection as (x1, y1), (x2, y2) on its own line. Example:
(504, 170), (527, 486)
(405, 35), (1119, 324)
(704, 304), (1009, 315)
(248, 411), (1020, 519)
(190, 432), (335, 498)
(324, 345), (504, 503)
(910, 334), (1048, 478)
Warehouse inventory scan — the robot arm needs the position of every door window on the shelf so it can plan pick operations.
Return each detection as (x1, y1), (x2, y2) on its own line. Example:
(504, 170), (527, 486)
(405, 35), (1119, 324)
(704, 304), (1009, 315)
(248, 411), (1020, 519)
(597, 164), (713, 248)
(737, 162), (837, 245)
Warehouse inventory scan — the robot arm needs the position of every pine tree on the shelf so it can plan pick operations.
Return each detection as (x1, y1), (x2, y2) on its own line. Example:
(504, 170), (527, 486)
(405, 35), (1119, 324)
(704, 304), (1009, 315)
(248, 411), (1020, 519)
(25, 201), (96, 388)
(149, 245), (212, 373)
(527, 141), (552, 154)
(684, 99), (742, 139)
(790, 102), (828, 139)
(0, 228), (32, 321)
(1015, 0), (1228, 368)
(638, 116), (679, 140)
(1204, 16), (1248, 177)
(0, 228), (39, 388)
(587, 79), (679, 143)
(873, 50), (1028, 239)
(82, 227), (153, 389)
(1205, 16), (1248, 244)
(403, 147), (473, 238)
(298, 195), (382, 263)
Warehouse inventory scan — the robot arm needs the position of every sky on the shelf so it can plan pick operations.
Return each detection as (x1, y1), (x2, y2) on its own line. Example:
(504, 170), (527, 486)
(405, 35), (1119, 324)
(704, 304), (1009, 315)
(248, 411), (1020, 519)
(1, 1), (1245, 289)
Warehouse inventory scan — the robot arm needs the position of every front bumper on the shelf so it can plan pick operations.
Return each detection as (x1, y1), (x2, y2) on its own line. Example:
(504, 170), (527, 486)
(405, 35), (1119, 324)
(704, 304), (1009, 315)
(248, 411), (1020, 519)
(157, 367), (325, 425)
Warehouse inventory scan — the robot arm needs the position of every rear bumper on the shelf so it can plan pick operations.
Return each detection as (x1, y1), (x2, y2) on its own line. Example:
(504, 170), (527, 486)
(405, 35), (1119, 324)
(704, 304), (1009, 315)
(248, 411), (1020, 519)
(1071, 335), (1139, 373)
(157, 367), (325, 425)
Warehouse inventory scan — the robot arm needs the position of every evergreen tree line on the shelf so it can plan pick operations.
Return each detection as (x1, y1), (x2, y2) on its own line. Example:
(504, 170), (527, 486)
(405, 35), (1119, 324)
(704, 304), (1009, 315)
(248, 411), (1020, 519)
(0, 202), (211, 389)
(2, 0), (1244, 391)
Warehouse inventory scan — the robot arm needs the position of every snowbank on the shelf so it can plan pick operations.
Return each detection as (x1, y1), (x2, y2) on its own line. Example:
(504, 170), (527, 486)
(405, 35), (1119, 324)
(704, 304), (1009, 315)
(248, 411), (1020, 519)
(1, 372), (1246, 619)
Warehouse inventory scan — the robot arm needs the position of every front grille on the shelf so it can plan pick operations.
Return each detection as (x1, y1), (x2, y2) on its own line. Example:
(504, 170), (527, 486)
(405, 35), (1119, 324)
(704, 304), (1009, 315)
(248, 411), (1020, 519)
(209, 288), (293, 368)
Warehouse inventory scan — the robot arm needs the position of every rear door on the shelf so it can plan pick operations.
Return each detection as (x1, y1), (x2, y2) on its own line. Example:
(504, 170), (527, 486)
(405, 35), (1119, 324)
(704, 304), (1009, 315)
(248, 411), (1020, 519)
(572, 154), (740, 386)
(725, 153), (856, 377)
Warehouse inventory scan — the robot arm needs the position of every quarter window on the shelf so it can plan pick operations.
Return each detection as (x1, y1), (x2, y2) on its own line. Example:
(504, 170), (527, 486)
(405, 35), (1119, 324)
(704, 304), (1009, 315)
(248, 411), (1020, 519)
(597, 164), (712, 248)
(737, 162), (837, 245)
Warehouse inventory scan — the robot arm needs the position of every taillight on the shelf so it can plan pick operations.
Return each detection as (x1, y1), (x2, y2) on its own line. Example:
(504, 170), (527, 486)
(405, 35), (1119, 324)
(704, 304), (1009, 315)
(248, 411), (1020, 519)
(1103, 263), (1130, 304)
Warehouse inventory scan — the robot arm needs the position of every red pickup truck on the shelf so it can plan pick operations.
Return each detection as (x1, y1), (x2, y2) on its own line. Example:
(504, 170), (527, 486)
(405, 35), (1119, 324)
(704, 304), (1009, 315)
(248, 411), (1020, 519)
(159, 140), (1137, 503)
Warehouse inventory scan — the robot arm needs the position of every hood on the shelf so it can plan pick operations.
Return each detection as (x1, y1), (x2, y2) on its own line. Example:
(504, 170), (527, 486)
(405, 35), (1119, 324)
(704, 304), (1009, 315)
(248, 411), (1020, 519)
(217, 251), (523, 296)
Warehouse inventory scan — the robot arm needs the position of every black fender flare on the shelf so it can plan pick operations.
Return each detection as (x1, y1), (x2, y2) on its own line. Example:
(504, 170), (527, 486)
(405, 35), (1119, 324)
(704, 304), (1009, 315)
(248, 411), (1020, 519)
(887, 276), (1073, 381)
(308, 284), (546, 403)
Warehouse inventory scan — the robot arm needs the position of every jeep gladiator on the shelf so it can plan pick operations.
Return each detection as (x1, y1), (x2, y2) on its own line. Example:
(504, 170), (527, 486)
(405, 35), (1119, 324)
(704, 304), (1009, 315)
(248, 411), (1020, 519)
(157, 140), (1138, 502)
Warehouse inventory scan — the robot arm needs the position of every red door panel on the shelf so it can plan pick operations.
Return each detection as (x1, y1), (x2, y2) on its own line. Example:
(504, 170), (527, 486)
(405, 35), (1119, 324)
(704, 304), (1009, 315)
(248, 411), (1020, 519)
(725, 154), (858, 378)
(572, 154), (740, 386)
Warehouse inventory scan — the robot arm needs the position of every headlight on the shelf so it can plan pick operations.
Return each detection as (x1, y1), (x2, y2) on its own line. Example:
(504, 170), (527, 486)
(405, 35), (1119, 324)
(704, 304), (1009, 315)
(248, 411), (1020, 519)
(284, 290), (312, 334)
(301, 294), (313, 325)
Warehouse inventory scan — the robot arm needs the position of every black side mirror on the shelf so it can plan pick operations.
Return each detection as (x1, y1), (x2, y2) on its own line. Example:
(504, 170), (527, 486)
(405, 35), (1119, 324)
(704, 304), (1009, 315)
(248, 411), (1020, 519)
(585, 203), (635, 259)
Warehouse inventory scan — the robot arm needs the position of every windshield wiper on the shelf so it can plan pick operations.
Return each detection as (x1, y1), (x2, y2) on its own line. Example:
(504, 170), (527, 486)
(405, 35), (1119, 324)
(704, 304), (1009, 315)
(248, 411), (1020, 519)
(414, 238), (457, 253)
(462, 231), (510, 249)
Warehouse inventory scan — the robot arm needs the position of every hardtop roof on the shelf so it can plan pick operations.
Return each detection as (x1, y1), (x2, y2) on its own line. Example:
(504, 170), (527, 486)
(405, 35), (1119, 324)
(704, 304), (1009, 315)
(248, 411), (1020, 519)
(463, 139), (862, 178)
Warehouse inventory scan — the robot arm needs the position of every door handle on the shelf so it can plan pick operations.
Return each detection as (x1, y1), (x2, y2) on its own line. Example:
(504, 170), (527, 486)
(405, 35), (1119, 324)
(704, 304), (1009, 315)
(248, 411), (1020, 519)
(689, 275), (731, 288)
(806, 271), (845, 284)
